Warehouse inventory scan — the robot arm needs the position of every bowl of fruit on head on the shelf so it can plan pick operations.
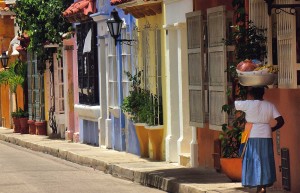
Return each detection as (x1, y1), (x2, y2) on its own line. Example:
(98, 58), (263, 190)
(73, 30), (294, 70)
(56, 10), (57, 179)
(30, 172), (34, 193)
(236, 59), (278, 86)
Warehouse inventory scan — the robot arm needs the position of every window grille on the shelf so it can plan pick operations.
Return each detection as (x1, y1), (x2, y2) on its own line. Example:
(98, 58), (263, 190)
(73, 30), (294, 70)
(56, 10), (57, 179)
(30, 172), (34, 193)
(54, 53), (65, 114)
(108, 34), (118, 108)
(140, 23), (163, 125)
(27, 52), (45, 121)
(76, 21), (99, 105)
(121, 27), (137, 99)
(276, 0), (297, 88)
(27, 53), (33, 120)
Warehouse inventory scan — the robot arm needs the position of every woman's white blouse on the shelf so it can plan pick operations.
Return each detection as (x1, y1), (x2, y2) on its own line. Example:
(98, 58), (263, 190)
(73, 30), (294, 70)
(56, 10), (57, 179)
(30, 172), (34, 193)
(235, 100), (281, 138)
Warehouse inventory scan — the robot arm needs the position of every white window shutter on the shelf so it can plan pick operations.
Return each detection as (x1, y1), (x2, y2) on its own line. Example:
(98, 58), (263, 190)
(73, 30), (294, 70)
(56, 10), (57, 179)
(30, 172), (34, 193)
(186, 11), (205, 127)
(249, 0), (271, 64)
(53, 53), (59, 113)
(276, 0), (297, 88)
(207, 6), (227, 131)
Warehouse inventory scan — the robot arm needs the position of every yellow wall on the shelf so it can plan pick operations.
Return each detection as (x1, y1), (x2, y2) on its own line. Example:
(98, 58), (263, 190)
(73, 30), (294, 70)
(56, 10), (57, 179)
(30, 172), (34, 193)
(136, 11), (167, 160)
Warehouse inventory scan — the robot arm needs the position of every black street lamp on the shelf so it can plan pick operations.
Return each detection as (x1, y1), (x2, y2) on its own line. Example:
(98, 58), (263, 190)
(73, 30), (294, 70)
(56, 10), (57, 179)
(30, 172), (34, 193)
(0, 51), (9, 69)
(106, 9), (135, 46)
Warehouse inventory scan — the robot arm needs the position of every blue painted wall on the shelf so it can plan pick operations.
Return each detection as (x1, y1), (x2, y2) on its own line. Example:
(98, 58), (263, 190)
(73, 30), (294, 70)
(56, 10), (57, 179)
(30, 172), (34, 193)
(87, 1), (140, 155)
(80, 119), (99, 146)
(127, 120), (140, 155)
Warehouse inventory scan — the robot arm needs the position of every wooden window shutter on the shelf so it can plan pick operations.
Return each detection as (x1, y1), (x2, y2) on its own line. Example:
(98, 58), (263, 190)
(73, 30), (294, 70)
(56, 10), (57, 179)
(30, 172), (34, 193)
(276, 0), (297, 88)
(54, 53), (59, 113)
(186, 11), (205, 127)
(53, 53), (65, 114)
(207, 6), (227, 131)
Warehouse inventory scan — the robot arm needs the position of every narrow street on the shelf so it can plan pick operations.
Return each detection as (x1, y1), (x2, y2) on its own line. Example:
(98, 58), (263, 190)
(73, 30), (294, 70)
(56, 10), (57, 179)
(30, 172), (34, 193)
(0, 141), (165, 193)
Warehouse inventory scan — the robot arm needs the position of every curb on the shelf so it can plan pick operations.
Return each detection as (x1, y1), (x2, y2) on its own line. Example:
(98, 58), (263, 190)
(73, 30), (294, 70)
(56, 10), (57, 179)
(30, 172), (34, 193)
(1, 129), (284, 193)
(0, 132), (205, 193)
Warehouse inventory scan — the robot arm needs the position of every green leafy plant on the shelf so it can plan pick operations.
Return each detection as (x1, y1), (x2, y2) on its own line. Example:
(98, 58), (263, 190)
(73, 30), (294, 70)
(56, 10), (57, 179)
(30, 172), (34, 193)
(11, 111), (21, 118)
(11, 108), (28, 118)
(143, 92), (163, 126)
(219, 0), (267, 158)
(121, 69), (163, 126)
(18, 108), (29, 118)
(0, 60), (27, 110)
(11, 0), (73, 64)
(225, 21), (267, 62)
(121, 69), (148, 123)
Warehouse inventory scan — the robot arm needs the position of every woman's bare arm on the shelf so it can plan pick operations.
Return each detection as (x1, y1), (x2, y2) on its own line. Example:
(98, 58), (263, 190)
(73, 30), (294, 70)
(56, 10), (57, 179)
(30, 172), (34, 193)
(271, 116), (285, 132)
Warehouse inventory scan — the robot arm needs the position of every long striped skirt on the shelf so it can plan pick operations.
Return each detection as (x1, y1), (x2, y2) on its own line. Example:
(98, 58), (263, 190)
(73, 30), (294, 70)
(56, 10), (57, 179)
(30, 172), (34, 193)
(242, 138), (276, 187)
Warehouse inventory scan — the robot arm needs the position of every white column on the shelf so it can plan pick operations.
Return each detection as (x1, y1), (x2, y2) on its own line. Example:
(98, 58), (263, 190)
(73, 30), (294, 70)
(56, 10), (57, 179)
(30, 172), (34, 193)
(190, 126), (199, 167)
(165, 26), (180, 162)
(176, 23), (192, 161)
(92, 15), (109, 148)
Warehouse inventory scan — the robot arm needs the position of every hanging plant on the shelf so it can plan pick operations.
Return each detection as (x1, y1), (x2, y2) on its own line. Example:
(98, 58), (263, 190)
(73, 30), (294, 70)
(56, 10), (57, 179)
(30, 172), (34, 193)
(11, 0), (73, 62)
(225, 21), (267, 63)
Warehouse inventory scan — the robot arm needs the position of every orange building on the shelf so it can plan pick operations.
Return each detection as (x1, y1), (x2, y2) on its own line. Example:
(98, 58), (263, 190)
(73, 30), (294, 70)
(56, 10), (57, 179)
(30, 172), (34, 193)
(0, 1), (24, 129)
(190, 0), (300, 191)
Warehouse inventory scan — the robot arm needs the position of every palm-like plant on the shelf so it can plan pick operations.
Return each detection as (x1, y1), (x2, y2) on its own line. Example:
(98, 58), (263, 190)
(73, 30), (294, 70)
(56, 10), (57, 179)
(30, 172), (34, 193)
(0, 60), (26, 109)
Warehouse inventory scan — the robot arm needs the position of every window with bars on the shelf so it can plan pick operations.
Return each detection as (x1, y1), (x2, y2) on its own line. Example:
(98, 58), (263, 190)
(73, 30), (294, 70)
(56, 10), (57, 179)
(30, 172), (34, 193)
(27, 52), (45, 121)
(54, 53), (64, 114)
(121, 27), (135, 99)
(140, 25), (163, 125)
(249, 0), (300, 88)
(76, 21), (99, 105)
(107, 35), (118, 108)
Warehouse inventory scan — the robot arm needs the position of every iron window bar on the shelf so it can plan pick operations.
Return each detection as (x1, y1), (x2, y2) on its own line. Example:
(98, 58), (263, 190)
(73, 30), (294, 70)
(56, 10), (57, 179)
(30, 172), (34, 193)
(264, 0), (300, 15)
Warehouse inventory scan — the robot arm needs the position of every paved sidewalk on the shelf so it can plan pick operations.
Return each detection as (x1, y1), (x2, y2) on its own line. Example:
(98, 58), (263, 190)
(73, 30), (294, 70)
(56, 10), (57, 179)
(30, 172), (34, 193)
(0, 127), (284, 193)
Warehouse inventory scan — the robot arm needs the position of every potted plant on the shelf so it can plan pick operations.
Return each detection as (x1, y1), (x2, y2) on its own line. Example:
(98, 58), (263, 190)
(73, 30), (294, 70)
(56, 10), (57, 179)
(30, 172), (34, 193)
(218, 2), (268, 180)
(11, 110), (21, 133)
(18, 108), (29, 134)
(219, 108), (246, 181)
(121, 69), (149, 158)
(143, 92), (164, 160)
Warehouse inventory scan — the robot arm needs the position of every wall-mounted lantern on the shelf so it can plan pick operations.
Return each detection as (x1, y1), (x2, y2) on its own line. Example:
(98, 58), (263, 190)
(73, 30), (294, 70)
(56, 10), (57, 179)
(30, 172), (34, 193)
(0, 51), (9, 69)
(264, 0), (300, 15)
(106, 9), (136, 46)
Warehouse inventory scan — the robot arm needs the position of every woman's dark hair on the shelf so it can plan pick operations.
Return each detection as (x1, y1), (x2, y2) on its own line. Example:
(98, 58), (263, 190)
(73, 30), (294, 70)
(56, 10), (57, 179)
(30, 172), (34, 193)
(249, 87), (265, 100)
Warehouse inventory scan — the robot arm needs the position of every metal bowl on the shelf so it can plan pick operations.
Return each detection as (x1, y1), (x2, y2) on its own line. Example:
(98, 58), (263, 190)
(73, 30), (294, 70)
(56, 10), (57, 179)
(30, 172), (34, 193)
(238, 73), (277, 86)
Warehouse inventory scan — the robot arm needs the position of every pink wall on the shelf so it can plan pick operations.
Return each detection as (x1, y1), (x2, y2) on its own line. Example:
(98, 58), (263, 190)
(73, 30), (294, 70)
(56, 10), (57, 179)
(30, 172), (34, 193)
(73, 35), (79, 140)
(265, 88), (300, 192)
(194, 0), (233, 12)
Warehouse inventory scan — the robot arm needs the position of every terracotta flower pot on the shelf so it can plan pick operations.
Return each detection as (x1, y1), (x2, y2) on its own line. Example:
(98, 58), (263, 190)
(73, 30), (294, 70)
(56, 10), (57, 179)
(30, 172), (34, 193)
(134, 123), (149, 158)
(20, 117), (29, 134)
(28, 119), (36, 135)
(12, 117), (21, 133)
(35, 121), (47, 135)
(220, 158), (242, 182)
(145, 125), (164, 161)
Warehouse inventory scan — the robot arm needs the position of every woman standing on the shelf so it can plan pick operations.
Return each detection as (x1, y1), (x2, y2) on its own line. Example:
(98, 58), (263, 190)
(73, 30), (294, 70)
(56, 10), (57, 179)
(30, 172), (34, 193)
(235, 87), (285, 193)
